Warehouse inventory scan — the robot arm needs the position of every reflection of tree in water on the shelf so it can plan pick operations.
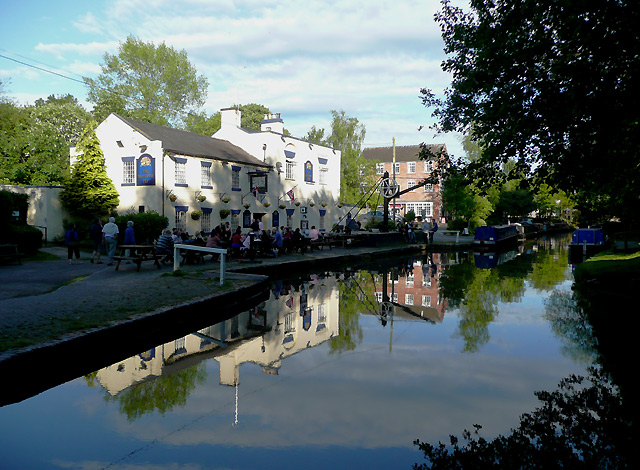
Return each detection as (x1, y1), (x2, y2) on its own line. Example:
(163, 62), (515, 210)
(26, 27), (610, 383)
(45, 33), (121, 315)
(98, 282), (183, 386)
(104, 363), (207, 421)
(440, 241), (572, 353)
(544, 290), (598, 365)
(414, 367), (631, 469)
(330, 273), (366, 354)
(442, 259), (527, 352)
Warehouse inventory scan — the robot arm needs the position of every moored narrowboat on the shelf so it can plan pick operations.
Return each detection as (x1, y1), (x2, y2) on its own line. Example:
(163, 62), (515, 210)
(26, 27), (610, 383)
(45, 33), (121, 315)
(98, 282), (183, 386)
(569, 228), (605, 262)
(473, 225), (519, 249)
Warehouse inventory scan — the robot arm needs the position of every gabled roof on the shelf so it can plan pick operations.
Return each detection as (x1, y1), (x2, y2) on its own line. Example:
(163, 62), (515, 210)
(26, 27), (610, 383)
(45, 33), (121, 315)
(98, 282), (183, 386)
(113, 114), (271, 169)
(361, 144), (447, 162)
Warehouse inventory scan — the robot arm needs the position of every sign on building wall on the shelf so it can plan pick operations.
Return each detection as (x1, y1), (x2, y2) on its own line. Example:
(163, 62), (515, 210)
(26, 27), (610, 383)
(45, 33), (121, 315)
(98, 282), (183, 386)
(137, 154), (156, 186)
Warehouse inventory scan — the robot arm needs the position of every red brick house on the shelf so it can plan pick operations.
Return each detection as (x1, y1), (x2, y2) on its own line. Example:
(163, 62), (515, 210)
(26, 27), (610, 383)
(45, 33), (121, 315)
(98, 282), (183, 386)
(362, 144), (447, 222)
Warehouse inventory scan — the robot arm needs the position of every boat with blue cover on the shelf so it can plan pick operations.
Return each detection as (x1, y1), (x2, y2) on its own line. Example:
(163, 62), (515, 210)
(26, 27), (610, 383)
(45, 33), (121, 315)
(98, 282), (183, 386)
(473, 225), (519, 249)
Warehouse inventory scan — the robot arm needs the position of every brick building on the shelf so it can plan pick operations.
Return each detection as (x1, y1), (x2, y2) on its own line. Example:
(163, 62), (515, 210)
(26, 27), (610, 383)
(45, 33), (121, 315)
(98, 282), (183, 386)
(362, 144), (447, 222)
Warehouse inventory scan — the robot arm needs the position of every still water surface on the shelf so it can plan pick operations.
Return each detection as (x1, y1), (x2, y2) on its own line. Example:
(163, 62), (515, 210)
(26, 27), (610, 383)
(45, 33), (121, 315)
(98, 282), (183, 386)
(0, 235), (590, 469)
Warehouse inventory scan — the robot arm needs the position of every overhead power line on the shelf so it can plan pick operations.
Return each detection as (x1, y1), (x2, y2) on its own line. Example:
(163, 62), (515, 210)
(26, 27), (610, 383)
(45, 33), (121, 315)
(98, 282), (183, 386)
(0, 53), (87, 85)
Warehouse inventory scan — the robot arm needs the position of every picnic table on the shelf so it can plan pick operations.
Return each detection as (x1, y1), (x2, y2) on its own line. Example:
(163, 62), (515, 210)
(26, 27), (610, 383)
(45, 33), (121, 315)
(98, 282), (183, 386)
(0, 244), (23, 265)
(113, 245), (162, 271)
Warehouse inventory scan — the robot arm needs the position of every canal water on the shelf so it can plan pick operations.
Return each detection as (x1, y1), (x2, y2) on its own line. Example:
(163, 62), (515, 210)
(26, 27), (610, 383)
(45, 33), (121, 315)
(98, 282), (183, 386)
(0, 235), (595, 469)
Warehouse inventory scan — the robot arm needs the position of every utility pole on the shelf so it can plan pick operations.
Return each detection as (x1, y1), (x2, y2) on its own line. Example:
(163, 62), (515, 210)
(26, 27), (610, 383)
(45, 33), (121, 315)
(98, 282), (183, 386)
(392, 137), (397, 223)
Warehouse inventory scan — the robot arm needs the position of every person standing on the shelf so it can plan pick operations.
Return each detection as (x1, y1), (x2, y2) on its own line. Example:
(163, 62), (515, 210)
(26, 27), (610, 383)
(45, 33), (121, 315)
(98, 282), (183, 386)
(65, 223), (81, 264)
(102, 216), (119, 266)
(429, 219), (439, 244)
(272, 227), (283, 256)
(89, 218), (103, 263)
(422, 218), (432, 245)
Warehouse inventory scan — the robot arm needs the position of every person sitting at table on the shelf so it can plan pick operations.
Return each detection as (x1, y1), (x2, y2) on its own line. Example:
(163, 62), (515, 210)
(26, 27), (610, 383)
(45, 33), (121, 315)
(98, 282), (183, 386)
(309, 225), (320, 241)
(206, 229), (221, 260)
(291, 228), (306, 254)
(241, 230), (253, 254)
(260, 229), (273, 256)
(124, 220), (136, 261)
(193, 231), (206, 246)
(282, 227), (293, 253)
(156, 229), (174, 265)
(231, 227), (243, 257)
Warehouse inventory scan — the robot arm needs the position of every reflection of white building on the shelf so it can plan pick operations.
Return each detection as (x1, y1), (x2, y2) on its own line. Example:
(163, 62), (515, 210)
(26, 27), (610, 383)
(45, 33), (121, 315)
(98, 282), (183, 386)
(96, 277), (340, 395)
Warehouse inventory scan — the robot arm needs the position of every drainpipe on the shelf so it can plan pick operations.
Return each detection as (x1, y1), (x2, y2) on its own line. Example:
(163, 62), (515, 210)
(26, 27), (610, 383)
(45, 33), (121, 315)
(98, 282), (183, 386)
(162, 150), (165, 217)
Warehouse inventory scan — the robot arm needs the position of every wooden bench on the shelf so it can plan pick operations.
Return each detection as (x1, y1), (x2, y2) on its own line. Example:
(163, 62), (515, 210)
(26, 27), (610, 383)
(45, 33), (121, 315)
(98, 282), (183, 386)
(310, 238), (332, 251)
(0, 244), (23, 265)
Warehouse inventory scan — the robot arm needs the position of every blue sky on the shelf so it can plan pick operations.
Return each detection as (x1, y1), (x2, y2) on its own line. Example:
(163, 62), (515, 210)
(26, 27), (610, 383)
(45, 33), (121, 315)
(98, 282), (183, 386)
(0, 0), (465, 157)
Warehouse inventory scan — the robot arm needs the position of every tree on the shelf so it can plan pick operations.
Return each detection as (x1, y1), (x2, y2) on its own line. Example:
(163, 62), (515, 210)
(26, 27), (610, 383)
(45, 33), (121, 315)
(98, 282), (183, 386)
(310, 110), (370, 205)
(182, 110), (221, 136)
(0, 93), (89, 185)
(441, 167), (492, 230)
(60, 121), (119, 220)
(85, 35), (208, 127)
(33, 94), (91, 147)
(305, 125), (326, 144)
(422, 0), (640, 225)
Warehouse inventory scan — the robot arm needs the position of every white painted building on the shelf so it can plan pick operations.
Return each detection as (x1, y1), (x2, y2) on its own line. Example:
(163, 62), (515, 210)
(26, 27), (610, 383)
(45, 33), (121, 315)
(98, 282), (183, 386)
(92, 110), (344, 235)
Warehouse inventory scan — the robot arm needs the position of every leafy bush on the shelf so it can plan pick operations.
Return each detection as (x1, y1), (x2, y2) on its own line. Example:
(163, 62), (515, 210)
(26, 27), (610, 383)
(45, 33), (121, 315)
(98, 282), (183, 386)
(114, 211), (169, 244)
(0, 190), (29, 226)
(3, 224), (43, 254)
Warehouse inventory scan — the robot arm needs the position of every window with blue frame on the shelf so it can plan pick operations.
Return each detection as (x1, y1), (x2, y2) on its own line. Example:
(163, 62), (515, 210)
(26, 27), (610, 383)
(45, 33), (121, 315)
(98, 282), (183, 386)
(232, 165), (241, 191)
(304, 161), (313, 183)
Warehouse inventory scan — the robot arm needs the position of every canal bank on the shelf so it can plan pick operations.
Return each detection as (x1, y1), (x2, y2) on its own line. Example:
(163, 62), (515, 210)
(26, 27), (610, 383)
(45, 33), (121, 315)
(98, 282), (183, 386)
(0, 234), (469, 405)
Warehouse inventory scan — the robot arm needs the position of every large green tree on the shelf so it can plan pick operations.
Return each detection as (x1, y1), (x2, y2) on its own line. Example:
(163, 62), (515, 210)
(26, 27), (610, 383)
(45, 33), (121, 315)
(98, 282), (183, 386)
(306, 110), (371, 205)
(86, 36), (208, 127)
(0, 91), (89, 185)
(60, 121), (119, 219)
(422, 0), (640, 225)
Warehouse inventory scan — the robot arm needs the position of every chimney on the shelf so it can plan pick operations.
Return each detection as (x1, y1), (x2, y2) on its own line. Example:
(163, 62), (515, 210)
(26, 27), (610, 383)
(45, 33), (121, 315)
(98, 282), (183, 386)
(261, 112), (284, 134)
(220, 107), (241, 129)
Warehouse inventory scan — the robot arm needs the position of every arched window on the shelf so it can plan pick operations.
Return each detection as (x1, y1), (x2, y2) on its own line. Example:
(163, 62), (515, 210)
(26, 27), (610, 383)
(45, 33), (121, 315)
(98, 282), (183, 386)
(304, 161), (313, 183)
(272, 210), (280, 228)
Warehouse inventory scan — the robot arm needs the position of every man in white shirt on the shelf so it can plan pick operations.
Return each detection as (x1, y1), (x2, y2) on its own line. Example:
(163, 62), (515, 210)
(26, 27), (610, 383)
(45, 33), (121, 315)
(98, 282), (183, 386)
(102, 217), (119, 266)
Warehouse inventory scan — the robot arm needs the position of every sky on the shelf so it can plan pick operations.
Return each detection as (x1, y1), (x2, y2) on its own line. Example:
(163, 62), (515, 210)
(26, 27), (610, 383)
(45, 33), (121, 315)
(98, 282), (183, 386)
(0, 0), (465, 158)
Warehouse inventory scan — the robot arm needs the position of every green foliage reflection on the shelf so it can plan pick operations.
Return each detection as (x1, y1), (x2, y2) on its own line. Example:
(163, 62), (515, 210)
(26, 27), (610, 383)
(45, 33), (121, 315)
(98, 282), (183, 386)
(414, 367), (631, 469)
(105, 363), (207, 421)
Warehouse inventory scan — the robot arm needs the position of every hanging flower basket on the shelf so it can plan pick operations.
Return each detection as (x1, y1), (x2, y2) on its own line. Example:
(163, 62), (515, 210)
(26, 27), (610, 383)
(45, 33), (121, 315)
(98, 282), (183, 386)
(221, 197), (231, 203)
(197, 195), (207, 202)
(309, 203), (315, 207)
(191, 210), (203, 220)
(321, 203), (327, 207)
(279, 204), (286, 210)
(337, 203), (343, 208)
(243, 203), (251, 209)
(294, 201), (301, 206)
(219, 208), (230, 219)
(169, 195), (177, 202)
(263, 202), (271, 208)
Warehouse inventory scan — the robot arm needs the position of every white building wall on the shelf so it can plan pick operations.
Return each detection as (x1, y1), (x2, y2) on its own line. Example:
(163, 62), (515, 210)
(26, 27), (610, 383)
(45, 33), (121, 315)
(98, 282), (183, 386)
(0, 184), (69, 241)
(93, 111), (348, 236)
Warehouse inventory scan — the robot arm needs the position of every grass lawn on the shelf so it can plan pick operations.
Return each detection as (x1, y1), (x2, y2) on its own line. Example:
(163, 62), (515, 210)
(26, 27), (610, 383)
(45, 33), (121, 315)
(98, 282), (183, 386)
(574, 250), (640, 280)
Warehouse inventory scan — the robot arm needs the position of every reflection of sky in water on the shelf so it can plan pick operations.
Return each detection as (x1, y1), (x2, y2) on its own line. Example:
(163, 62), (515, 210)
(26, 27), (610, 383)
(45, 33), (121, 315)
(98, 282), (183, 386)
(0, 257), (588, 469)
